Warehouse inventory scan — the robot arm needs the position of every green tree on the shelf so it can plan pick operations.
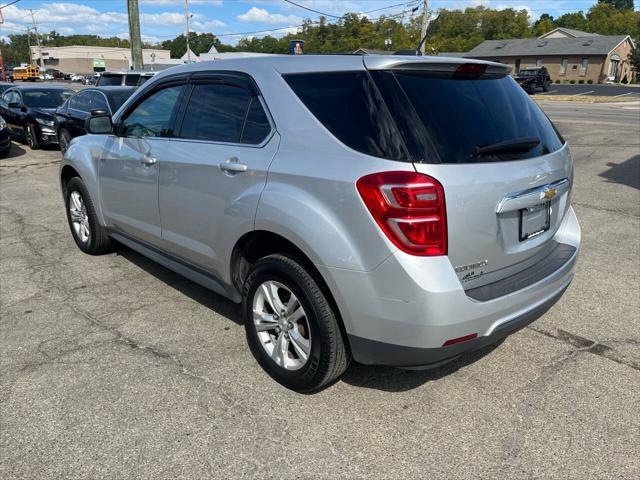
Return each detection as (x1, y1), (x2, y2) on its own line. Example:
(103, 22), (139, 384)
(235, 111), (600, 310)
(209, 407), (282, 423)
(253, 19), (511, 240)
(598, 0), (634, 10)
(555, 11), (589, 31)
(532, 13), (556, 37)
(587, 3), (639, 36)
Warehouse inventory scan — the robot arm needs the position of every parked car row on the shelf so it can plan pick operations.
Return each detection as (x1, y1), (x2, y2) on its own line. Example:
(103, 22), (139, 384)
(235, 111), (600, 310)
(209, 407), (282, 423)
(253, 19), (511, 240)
(0, 84), (135, 153)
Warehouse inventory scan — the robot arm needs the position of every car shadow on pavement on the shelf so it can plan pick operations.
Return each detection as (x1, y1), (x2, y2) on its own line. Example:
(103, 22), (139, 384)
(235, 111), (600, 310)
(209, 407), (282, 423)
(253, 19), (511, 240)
(599, 155), (640, 190)
(340, 341), (504, 392)
(115, 244), (242, 325)
(3, 142), (27, 159)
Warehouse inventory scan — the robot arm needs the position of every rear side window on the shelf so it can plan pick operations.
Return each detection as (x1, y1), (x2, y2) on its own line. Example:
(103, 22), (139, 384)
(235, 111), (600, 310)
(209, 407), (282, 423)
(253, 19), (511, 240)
(99, 75), (122, 86)
(91, 92), (109, 112)
(284, 72), (409, 161)
(383, 71), (564, 163)
(125, 75), (140, 87)
(179, 83), (251, 143)
(241, 98), (271, 144)
(69, 92), (91, 112)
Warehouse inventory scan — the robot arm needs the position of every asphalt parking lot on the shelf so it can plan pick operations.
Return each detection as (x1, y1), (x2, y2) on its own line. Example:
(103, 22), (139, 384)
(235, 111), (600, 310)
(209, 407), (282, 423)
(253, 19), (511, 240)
(540, 83), (640, 97)
(1, 101), (639, 478)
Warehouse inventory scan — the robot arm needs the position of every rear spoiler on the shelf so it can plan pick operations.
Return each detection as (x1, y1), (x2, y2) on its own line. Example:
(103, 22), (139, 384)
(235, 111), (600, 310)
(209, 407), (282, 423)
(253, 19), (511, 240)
(363, 57), (511, 76)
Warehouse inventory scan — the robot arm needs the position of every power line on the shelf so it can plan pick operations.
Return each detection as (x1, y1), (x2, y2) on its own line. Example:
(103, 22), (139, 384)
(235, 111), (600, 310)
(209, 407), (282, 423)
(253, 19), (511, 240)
(282, 0), (341, 19)
(0, 0), (21, 10)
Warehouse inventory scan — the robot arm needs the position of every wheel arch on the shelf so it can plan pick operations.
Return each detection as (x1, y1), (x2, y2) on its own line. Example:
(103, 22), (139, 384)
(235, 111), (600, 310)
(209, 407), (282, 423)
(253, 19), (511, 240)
(230, 230), (351, 347)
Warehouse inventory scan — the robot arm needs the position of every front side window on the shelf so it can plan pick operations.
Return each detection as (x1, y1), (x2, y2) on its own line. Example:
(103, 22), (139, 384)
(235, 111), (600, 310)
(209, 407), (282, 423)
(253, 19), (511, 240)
(120, 85), (182, 138)
(179, 83), (251, 143)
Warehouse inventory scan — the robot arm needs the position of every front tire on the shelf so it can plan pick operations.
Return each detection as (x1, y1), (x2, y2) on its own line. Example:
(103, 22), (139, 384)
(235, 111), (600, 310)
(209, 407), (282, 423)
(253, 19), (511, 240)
(26, 124), (41, 150)
(242, 254), (350, 392)
(64, 177), (112, 255)
(542, 81), (551, 92)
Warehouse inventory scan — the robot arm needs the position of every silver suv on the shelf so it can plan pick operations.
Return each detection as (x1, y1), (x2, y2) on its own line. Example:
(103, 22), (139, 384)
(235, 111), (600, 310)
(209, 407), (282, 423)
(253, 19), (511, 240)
(60, 56), (580, 391)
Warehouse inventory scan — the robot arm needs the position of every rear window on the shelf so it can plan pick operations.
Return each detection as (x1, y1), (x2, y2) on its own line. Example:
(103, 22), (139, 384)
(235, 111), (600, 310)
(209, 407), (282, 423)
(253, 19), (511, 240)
(284, 69), (563, 164)
(284, 72), (409, 161)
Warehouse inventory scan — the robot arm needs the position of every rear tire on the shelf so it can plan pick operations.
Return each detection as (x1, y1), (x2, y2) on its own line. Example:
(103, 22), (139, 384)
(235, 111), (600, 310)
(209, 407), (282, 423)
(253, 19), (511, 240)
(242, 254), (350, 392)
(59, 128), (71, 155)
(64, 177), (113, 255)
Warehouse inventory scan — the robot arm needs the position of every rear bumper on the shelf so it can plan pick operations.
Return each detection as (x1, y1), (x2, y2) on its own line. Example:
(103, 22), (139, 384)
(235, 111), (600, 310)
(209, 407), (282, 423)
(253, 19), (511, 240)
(318, 206), (580, 367)
(348, 284), (568, 368)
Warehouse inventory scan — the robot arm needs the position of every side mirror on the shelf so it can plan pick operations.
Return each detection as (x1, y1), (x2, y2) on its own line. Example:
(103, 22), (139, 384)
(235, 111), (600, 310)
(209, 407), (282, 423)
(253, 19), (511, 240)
(85, 114), (113, 134)
(90, 109), (108, 117)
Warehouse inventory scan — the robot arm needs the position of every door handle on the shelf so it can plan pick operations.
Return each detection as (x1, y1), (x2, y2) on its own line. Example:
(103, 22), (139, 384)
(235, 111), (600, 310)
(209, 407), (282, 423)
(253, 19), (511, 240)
(219, 157), (247, 174)
(140, 154), (157, 166)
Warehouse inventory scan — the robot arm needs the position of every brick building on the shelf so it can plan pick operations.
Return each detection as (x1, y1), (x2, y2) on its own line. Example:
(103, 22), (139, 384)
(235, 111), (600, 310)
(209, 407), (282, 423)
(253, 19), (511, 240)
(465, 28), (635, 84)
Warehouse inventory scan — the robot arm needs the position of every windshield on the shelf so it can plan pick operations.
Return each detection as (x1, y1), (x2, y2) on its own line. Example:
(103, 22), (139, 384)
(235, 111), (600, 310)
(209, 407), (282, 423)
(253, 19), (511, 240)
(98, 75), (123, 86)
(23, 89), (74, 109)
(518, 69), (538, 76)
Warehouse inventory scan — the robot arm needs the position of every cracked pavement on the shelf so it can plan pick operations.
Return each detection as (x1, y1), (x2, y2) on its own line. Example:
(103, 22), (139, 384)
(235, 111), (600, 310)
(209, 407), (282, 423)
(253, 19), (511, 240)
(1, 102), (639, 479)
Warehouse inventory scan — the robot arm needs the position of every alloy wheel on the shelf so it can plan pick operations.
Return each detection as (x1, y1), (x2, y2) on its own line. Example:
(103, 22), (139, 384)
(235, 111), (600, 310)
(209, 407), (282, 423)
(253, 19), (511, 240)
(252, 280), (311, 370)
(69, 191), (90, 243)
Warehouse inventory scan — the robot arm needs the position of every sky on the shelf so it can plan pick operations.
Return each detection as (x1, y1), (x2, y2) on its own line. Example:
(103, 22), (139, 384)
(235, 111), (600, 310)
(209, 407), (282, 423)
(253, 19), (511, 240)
(0, 0), (614, 46)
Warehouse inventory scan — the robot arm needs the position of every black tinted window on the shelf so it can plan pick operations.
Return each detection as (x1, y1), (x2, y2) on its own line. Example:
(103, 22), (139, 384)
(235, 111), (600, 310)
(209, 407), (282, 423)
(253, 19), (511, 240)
(23, 89), (73, 108)
(69, 92), (91, 111)
(384, 71), (564, 163)
(107, 90), (134, 113)
(241, 98), (270, 144)
(125, 75), (140, 87)
(284, 72), (408, 161)
(179, 83), (251, 143)
(91, 92), (109, 112)
(121, 85), (182, 138)
(99, 75), (122, 86)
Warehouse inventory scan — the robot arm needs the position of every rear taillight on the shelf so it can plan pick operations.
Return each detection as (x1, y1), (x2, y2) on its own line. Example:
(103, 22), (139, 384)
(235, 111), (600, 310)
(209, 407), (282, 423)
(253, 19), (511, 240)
(356, 171), (447, 256)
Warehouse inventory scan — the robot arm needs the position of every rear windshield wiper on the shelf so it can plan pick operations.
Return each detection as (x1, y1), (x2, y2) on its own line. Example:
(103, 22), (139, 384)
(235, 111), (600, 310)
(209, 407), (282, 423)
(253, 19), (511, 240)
(471, 137), (540, 158)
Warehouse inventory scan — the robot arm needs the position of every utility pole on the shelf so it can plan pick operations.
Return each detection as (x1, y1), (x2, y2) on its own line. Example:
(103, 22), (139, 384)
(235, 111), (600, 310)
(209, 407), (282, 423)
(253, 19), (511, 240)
(28, 10), (46, 71)
(127, 0), (143, 70)
(184, 0), (191, 63)
(418, 0), (429, 55)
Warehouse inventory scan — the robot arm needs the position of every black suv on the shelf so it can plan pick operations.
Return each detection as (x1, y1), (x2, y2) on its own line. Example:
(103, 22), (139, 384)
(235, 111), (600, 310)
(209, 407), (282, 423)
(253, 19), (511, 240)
(514, 67), (551, 94)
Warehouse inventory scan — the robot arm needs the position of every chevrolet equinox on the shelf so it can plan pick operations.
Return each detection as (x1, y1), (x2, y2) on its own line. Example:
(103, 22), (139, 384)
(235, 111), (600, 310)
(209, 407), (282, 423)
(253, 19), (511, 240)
(60, 56), (580, 392)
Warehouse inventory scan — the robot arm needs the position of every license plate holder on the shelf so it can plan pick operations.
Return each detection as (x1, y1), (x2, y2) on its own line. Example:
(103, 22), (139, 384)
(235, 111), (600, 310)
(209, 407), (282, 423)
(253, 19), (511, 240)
(519, 202), (551, 241)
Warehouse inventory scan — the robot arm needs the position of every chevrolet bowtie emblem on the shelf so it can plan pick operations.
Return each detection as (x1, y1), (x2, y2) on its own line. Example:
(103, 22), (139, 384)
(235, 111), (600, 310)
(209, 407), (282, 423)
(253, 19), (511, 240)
(544, 187), (557, 201)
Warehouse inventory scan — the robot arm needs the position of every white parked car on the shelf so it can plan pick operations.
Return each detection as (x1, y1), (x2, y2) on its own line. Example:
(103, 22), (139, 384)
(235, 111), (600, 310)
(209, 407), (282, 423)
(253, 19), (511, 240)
(70, 74), (85, 82)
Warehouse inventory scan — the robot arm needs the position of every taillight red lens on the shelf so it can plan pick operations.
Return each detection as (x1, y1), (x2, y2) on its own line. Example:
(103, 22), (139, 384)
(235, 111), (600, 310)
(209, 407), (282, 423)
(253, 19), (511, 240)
(356, 171), (447, 256)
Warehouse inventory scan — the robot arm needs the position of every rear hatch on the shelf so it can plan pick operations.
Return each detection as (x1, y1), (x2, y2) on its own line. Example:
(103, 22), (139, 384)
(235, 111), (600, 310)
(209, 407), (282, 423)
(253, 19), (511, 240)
(365, 57), (572, 289)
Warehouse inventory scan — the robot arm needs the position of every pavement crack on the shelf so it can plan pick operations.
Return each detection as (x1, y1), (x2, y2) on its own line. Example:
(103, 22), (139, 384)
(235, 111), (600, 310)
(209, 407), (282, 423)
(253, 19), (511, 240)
(527, 325), (639, 371)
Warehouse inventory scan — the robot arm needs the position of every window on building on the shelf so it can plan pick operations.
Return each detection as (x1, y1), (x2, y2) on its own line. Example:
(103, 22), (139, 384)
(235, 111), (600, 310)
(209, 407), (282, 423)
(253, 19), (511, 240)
(560, 58), (568, 76)
(536, 58), (543, 67)
(580, 58), (588, 76)
(515, 59), (521, 74)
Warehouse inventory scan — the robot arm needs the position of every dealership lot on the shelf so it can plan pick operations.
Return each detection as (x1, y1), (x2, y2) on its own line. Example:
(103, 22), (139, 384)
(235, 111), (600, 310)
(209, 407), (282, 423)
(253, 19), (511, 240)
(0, 102), (638, 478)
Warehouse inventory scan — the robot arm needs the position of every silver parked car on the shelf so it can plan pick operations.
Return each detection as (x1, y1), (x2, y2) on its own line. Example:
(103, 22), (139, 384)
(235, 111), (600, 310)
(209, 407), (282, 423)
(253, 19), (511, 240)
(59, 56), (580, 391)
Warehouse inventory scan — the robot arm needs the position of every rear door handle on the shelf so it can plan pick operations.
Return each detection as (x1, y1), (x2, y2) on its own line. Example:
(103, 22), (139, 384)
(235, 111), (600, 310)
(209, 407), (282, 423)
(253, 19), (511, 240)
(219, 157), (247, 174)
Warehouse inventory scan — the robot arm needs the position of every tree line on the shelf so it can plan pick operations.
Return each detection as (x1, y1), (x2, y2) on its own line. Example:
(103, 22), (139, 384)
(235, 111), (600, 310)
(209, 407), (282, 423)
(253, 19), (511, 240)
(0, 0), (637, 67)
